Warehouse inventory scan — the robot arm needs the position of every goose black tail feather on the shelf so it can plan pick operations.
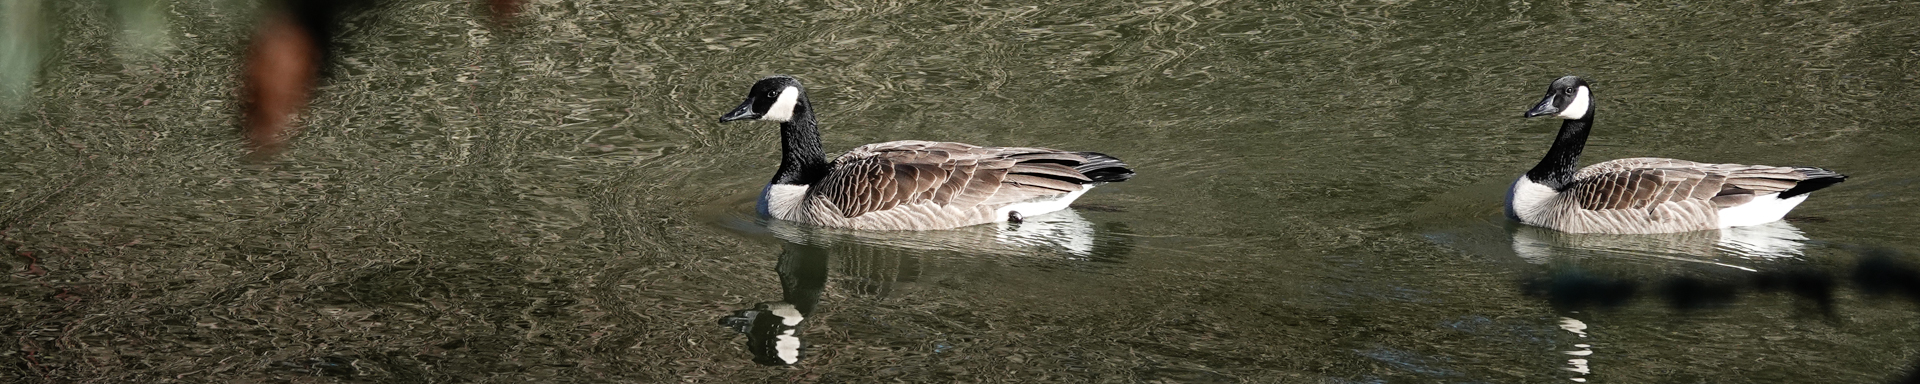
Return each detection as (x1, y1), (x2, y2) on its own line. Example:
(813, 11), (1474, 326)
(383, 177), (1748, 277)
(1780, 167), (1846, 198)
(1075, 152), (1135, 183)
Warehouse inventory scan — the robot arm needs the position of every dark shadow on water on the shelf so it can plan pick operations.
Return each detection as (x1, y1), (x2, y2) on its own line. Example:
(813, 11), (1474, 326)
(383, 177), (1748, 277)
(1512, 246), (1920, 315)
(1520, 246), (1920, 383)
(1423, 209), (1920, 382)
(1520, 266), (1837, 313)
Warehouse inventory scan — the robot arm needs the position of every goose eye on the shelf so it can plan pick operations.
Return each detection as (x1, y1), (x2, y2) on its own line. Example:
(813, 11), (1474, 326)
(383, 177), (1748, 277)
(766, 91), (779, 98)
(1563, 88), (1576, 95)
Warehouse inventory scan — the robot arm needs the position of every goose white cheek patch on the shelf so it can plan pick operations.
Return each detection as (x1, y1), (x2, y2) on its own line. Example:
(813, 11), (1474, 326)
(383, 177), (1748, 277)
(1557, 86), (1591, 120)
(761, 86), (801, 122)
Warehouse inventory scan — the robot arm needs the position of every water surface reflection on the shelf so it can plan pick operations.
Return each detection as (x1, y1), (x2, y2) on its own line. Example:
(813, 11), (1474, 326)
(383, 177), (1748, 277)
(1426, 214), (1847, 381)
(717, 208), (1134, 365)
(1518, 248), (1920, 381)
(1510, 221), (1811, 269)
(719, 242), (826, 365)
(5, 0), (1918, 381)
(1429, 215), (1813, 273)
(756, 210), (1132, 262)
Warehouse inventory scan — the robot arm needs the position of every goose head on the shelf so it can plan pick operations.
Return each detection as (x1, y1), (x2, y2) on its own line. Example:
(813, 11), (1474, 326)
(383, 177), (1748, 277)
(1524, 75), (1593, 120)
(719, 76), (807, 123)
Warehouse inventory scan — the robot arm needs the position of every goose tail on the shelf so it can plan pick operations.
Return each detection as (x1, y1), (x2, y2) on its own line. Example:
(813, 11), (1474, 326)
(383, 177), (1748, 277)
(1780, 167), (1846, 198)
(1075, 152), (1135, 183)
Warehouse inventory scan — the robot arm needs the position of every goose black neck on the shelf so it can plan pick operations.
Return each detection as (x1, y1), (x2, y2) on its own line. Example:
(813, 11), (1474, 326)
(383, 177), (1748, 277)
(777, 242), (828, 316)
(771, 102), (829, 186)
(1526, 113), (1593, 190)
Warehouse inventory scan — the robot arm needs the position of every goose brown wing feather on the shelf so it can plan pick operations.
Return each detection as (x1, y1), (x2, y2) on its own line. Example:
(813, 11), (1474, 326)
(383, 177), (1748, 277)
(1005, 151), (1088, 163)
(1687, 173), (1725, 200)
(814, 157), (895, 216)
(1010, 162), (1091, 183)
(1721, 175), (1801, 193)
(1710, 193), (1756, 207)
(1569, 158), (1829, 211)
(1003, 174), (1081, 193)
(1570, 167), (1716, 211)
(814, 141), (1098, 219)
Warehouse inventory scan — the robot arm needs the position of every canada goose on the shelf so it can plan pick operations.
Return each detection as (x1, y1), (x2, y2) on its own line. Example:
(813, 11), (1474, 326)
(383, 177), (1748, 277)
(718, 75), (1134, 231)
(1506, 76), (1846, 234)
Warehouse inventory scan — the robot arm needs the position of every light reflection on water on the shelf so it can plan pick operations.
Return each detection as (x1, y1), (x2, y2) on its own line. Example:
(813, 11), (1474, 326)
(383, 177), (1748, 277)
(1558, 317), (1592, 383)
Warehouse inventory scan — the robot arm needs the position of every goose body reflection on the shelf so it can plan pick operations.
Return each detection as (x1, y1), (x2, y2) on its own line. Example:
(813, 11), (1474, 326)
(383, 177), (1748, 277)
(715, 241), (938, 365)
(719, 242), (827, 365)
(717, 208), (1135, 365)
(756, 209), (1129, 261)
(1511, 220), (1810, 268)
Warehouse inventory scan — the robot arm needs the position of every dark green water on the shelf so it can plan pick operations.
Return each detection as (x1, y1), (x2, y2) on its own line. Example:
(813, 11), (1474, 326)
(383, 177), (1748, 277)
(3, 0), (1919, 382)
